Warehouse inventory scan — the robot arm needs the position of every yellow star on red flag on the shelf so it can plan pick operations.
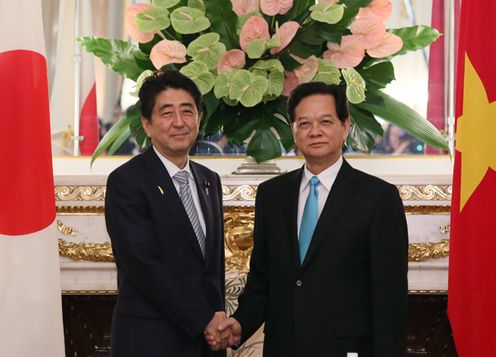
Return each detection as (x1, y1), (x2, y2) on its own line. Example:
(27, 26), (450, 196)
(455, 54), (496, 211)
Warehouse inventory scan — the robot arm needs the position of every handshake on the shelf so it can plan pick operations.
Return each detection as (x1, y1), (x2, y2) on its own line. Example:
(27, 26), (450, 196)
(203, 312), (242, 351)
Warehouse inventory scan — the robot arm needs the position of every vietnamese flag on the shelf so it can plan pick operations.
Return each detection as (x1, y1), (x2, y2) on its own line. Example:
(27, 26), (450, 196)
(0, 0), (65, 356)
(448, 1), (496, 356)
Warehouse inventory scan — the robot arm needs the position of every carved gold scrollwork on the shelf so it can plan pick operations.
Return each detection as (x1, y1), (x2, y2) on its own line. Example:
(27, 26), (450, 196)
(58, 239), (114, 262)
(55, 186), (106, 201)
(408, 239), (450, 261)
(398, 185), (452, 201)
(56, 206), (104, 215)
(222, 185), (258, 201)
(57, 220), (76, 235)
(224, 207), (255, 272)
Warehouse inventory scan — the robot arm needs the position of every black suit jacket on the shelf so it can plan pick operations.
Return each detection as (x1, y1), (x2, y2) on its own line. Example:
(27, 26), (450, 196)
(105, 148), (226, 357)
(233, 159), (408, 357)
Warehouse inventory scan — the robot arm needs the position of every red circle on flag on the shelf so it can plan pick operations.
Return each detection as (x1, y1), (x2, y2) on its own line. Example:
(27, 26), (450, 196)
(0, 50), (56, 235)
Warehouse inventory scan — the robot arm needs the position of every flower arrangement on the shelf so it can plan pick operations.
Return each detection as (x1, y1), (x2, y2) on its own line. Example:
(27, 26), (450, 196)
(80, 0), (447, 162)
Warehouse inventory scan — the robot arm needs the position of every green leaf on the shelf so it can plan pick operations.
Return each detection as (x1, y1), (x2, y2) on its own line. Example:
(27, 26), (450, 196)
(357, 91), (449, 151)
(357, 61), (394, 90)
(136, 7), (170, 33)
(204, 0), (238, 50)
(201, 91), (221, 133)
(153, 0), (180, 9)
(187, 0), (205, 12)
(90, 104), (141, 164)
(247, 129), (282, 162)
(390, 25), (441, 56)
(170, 6), (211, 34)
(79, 37), (146, 81)
(348, 105), (384, 151)
(314, 59), (341, 84)
(187, 33), (226, 69)
(179, 61), (215, 94)
(108, 126), (132, 155)
(229, 70), (268, 107)
(310, 3), (345, 25)
(246, 39), (266, 59)
(342, 68), (366, 104)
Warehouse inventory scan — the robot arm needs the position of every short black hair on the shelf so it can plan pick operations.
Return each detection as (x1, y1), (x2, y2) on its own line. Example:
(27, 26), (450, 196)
(287, 82), (349, 124)
(138, 70), (203, 119)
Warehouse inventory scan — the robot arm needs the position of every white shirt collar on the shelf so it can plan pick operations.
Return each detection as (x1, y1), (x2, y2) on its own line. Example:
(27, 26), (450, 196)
(153, 146), (193, 179)
(300, 156), (343, 192)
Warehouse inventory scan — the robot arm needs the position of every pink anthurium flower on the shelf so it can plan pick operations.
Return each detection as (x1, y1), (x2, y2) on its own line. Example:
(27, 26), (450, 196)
(150, 40), (187, 70)
(231, 0), (259, 16)
(367, 32), (403, 58)
(282, 55), (319, 96)
(358, 0), (392, 22)
(239, 15), (270, 51)
(282, 70), (299, 96)
(125, 3), (157, 44)
(217, 49), (246, 73)
(270, 21), (300, 55)
(260, 0), (293, 16)
(323, 35), (365, 68)
(350, 17), (386, 49)
(293, 55), (319, 83)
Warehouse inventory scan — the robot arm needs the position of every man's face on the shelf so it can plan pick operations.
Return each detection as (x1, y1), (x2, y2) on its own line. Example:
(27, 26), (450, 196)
(142, 88), (201, 162)
(292, 94), (350, 168)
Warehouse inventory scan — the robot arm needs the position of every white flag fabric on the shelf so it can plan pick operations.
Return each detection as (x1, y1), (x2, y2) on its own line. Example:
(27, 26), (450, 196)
(0, 1), (65, 356)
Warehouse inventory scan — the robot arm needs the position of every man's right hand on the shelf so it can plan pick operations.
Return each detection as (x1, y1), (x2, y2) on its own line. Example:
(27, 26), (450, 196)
(219, 317), (242, 347)
(204, 316), (241, 350)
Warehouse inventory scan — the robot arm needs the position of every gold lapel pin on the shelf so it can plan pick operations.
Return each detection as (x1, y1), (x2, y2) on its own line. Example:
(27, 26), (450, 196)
(157, 185), (165, 196)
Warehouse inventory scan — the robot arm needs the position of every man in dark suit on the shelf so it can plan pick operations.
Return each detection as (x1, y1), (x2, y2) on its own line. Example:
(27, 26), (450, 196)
(213, 82), (409, 356)
(105, 70), (227, 357)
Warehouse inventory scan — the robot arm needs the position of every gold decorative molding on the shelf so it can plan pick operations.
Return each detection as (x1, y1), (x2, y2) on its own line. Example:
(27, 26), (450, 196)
(54, 184), (452, 203)
(56, 206), (104, 215)
(408, 239), (450, 261)
(57, 220), (76, 235)
(58, 239), (114, 262)
(398, 184), (452, 201)
(57, 206), (450, 265)
(404, 205), (451, 215)
(222, 185), (258, 201)
(224, 207), (255, 272)
(55, 185), (106, 201)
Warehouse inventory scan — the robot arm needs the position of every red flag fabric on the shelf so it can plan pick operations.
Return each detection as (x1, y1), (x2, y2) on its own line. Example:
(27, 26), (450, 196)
(448, 1), (496, 356)
(0, 1), (65, 355)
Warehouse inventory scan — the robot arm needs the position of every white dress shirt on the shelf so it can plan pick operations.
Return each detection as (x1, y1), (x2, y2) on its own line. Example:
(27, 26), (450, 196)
(297, 156), (343, 237)
(153, 146), (206, 235)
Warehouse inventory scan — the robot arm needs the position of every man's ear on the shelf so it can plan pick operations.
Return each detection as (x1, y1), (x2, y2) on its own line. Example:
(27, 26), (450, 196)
(141, 116), (151, 137)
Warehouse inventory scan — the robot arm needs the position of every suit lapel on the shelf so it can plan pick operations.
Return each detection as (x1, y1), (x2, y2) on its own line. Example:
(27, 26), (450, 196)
(143, 148), (205, 262)
(285, 167), (304, 269)
(190, 162), (215, 264)
(301, 159), (357, 269)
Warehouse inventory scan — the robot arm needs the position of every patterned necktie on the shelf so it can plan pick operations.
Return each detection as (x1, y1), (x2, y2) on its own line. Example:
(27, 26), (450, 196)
(173, 170), (206, 257)
(299, 176), (320, 264)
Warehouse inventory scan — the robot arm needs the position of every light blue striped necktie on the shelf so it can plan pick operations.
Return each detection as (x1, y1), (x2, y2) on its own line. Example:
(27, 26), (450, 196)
(299, 176), (320, 264)
(174, 170), (206, 257)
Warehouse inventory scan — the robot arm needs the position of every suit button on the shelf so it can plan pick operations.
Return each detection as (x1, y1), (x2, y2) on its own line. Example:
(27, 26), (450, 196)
(296, 280), (303, 287)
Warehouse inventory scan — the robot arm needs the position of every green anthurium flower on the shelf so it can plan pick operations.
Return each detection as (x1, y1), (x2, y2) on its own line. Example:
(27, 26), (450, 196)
(187, 33), (226, 70)
(342, 68), (366, 104)
(136, 7), (170, 33)
(265, 37), (281, 50)
(179, 61), (215, 94)
(187, 0), (205, 12)
(229, 70), (268, 107)
(314, 59), (341, 85)
(309, 3), (345, 25)
(130, 70), (154, 97)
(214, 71), (233, 99)
(152, 0), (180, 9)
(266, 71), (284, 97)
(246, 39), (266, 59)
(170, 6), (211, 34)
(251, 59), (285, 73)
